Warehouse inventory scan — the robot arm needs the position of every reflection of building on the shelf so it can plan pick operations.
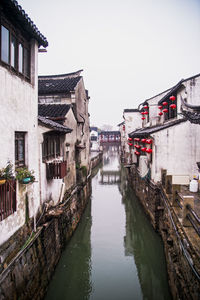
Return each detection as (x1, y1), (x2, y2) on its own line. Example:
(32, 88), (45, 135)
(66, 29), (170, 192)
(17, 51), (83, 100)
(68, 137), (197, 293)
(90, 126), (100, 151)
(100, 170), (121, 185)
(121, 183), (171, 300)
(99, 131), (121, 145)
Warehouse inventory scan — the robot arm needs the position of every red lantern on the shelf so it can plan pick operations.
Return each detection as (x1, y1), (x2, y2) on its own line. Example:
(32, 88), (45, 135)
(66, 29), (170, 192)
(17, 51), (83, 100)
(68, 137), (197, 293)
(141, 117), (145, 120)
(141, 147), (147, 152)
(123, 125), (125, 131)
(134, 138), (140, 142)
(134, 145), (141, 149)
(170, 104), (176, 109)
(163, 108), (168, 113)
(128, 137), (133, 141)
(146, 139), (152, 144)
(144, 111), (149, 115)
(141, 111), (145, 115)
(146, 148), (152, 154)
(135, 151), (141, 156)
(141, 138), (146, 143)
(159, 112), (163, 116)
(158, 105), (163, 110)
(170, 95), (176, 101)
(128, 142), (133, 146)
(163, 102), (168, 106)
(143, 105), (148, 109)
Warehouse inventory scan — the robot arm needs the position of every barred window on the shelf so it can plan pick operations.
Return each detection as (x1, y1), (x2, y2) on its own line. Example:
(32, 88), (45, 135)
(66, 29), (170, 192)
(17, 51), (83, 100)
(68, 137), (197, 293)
(42, 135), (61, 162)
(15, 132), (26, 167)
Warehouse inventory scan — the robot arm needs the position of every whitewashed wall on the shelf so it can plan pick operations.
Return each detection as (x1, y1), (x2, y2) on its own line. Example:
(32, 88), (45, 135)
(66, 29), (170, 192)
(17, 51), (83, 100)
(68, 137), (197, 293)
(0, 40), (40, 245)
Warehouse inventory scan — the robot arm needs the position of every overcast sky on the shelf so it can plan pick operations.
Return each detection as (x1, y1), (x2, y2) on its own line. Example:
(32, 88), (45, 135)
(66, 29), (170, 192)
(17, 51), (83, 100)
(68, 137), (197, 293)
(18, 0), (200, 129)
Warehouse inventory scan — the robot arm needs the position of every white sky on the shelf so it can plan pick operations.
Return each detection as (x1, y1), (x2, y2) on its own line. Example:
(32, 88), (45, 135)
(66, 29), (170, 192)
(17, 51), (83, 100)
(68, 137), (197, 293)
(18, 0), (200, 129)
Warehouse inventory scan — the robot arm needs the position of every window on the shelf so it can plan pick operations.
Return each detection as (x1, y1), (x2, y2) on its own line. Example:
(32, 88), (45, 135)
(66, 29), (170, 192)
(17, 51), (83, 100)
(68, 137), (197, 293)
(42, 134), (61, 162)
(15, 132), (26, 167)
(11, 35), (17, 69)
(164, 96), (177, 121)
(1, 25), (9, 64)
(0, 20), (30, 79)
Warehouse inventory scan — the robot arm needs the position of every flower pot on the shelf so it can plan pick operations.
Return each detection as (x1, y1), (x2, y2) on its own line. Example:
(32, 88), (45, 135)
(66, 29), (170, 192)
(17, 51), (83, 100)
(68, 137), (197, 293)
(0, 179), (6, 185)
(22, 177), (31, 184)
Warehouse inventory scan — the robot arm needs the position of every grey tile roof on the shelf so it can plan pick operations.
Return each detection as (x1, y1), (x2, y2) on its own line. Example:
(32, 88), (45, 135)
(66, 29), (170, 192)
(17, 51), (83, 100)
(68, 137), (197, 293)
(100, 131), (120, 135)
(38, 76), (82, 95)
(2, 0), (48, 47)
(181, 110), (200, 124)
(38, 116), (72, 133)
(129, 118), (187, 137)
(124, 109), (139, 113)
(38, 104), (71, 119)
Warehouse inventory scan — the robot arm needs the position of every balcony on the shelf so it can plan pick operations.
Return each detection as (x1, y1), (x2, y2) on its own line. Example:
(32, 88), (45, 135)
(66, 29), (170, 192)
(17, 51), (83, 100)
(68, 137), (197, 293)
(0, 180), (16, 221)
(46, 161), (67, 180)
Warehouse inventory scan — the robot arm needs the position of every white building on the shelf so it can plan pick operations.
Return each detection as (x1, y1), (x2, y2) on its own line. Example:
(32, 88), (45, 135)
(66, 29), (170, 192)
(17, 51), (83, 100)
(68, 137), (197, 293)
(0, 0), (48, 245)
(129, 73), (200, 184)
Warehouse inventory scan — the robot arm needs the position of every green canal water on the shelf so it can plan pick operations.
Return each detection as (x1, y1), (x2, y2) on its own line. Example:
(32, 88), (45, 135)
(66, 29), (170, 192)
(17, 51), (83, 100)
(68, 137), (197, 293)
(44, 149), (172, 300)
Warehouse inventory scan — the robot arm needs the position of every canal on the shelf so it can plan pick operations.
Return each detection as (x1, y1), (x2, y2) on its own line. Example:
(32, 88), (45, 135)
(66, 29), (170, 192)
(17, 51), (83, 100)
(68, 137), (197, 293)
(44, 148), (172, 300)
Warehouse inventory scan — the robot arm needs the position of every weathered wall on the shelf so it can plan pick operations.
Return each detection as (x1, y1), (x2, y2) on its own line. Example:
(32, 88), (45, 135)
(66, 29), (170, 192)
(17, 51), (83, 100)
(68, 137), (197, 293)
(0, 180), (91, 300)
(0, 40), (40, 245)
(128, 166), (200, 299)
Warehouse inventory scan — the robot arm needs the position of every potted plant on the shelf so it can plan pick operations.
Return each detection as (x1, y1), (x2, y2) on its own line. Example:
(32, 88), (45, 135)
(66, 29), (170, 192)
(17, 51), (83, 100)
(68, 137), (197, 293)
(0, 161), (14, 185)
(15, 167), (35, 184)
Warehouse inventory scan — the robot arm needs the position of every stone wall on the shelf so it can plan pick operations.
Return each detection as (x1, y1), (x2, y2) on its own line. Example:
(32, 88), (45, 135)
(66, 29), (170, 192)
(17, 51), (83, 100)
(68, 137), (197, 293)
(128, 165), (200, 300)
(91, 152), (103, 170)
(0, 180), (91, 300)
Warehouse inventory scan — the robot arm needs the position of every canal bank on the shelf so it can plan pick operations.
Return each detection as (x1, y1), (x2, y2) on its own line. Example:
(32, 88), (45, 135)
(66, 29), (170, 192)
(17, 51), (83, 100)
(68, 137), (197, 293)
(44, 149), (172, 300)
(127, 165), (200, 299)
(0, 177), (92, 300)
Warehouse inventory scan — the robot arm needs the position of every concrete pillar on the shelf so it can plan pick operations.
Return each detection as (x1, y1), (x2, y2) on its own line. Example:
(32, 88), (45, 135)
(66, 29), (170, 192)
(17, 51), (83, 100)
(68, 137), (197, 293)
(182, 196), (194, 227)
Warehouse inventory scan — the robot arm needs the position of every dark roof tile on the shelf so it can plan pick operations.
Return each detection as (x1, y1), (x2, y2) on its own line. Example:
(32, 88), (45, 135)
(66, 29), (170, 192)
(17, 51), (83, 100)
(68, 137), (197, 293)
(38, 116), (72, 133)
(38, 76), (81, 95)
(129, 118), (187, 137)
(38, 104), (71, 118)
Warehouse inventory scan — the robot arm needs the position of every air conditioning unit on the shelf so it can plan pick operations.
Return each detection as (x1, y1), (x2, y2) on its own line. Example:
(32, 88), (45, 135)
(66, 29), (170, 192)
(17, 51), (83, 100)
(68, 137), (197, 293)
(138, 156), (149, 177)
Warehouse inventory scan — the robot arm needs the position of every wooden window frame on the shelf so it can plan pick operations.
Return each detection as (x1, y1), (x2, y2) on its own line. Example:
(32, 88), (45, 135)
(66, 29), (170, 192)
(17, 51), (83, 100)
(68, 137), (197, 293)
(42, 134), (61, 162)
(15, 132), (26, 167)
(0, 15), (31, 81)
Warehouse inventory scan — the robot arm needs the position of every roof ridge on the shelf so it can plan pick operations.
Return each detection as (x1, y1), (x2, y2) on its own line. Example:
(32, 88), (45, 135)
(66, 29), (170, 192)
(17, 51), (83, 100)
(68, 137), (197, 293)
(39, 70), (83, 79)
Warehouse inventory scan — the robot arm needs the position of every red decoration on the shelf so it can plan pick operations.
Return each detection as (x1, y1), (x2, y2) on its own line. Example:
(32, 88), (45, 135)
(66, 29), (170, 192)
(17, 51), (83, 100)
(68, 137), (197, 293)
(144, 111), (149, 115)
(146, 148), (152, 154)
(170, 95), (176, 101)
(163, 108), (168, 113)
(134, 138), (140, 142)
(158, 105), (163, 109)
(170, 104), (176, 109)
(141, 147), (147, 152)
(135, 151), (141, 156)
(134, 145), (141, 149)
(141, 138), (146, 143)
(141, 111), (145, 115)
(128, 142), (133, 146)
(123, 125), (125, 131)
(163, 102), (168, 106)
(143, 105), (148, 109)
(141, 117), (145, 120)
(159, 112), (163, 116)
(146, 139), (152, 144)
(128, 137), (133, 141)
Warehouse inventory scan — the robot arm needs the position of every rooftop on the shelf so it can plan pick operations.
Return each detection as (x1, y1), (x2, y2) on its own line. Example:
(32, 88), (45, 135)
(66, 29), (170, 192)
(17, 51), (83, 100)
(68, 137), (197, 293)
(38, 116), (72, 133)
(38, 104), (71, 121)
(1, 0), (48, 47)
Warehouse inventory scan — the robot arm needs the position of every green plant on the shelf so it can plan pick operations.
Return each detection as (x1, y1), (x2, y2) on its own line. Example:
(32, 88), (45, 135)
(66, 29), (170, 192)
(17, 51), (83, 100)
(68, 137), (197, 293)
(0, 161), (14, 179)
(80, 165), (87, 177)
(15, 167), (35, 183)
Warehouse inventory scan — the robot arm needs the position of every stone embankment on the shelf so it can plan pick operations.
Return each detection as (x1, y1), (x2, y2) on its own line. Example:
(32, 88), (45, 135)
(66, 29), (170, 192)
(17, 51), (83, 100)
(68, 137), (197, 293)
(127, 165), (200, 300)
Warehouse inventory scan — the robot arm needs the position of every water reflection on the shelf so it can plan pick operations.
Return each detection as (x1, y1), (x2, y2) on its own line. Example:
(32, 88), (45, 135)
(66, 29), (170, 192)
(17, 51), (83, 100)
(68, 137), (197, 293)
(44, 200), (92, 300)
(44, 148), (171, 300)
(120, 167), (172, 300)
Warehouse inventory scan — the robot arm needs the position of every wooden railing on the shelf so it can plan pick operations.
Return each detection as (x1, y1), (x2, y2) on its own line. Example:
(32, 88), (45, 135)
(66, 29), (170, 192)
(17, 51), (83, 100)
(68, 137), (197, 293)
(46, 161), (67, 180)
(0, 180), (16, 221)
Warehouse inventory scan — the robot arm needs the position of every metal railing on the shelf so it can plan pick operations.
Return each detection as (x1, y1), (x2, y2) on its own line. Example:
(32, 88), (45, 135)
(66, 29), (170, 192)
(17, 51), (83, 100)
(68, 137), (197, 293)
(0, 180), (16, 221)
